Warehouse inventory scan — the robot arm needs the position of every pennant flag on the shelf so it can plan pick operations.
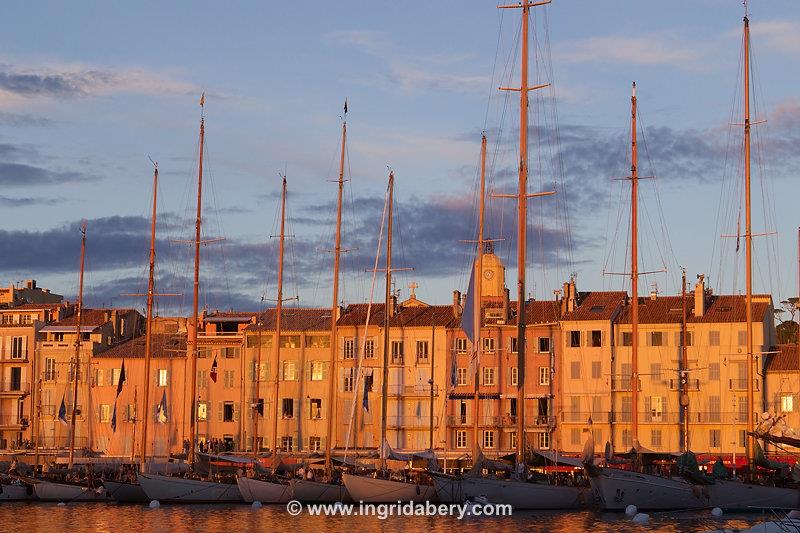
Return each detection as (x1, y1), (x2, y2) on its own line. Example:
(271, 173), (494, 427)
(111, 400), (118, 433)
(460, 265), (475, 344)
(156, 390), (168, 424)
(450, 346), (459, 388)
(58, 396), (68, 426)
(362, 371), (373, 412)
(735, 213), (741, 253)
(210, 356), (218, 383)
(343, 99), (348, 115)
(116, 361), (126, 397)
(199, 92), (205, 107)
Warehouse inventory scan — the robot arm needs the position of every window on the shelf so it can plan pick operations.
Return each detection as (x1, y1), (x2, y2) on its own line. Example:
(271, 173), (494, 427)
(709, 396), (721, 423)
(19, 314), (32, 325)
(94, 369), (104, 387)
(343, 337), (355, 359)
(538, 432), (550, 450)
(456, 430), (467, 449)
(391, 341), (404, 364)
(223, 402), (235, 422)
(539, 367), (550, 386)
(364, 338), (375, 359)
(198, 348), (212, 358)
(99, 404), (111, 423)
(570, 361), (581, 379)
(459, 400), (467, 424)
(456, 368), (468, 386)
(510, 432), (517, 450)
(569, 331), (581, 348)
(675, 331), (693, 347)
(310, 361), (325, 381)
(282, 398), (294, 419)
(111, 368), (122, 387)
(282, 361), (297, 381)
(157, 369), (168, 387)
(310, 398), (322, 419)
(343, 368), (355, 392)
(738, 330), (747, 346)
(510, 337), (518, 353)
(53, 332), (65, 342)
(621, 332), (632, 347)
(44, 358), (56, 381)
(709, 331), (720, 346)
(591, 361), (601, 380)
(483, 337), (495, 353)
(224, 370), (235, 388)
(309, 436), (322, 452)
(649, 332), (664, 347)
(538, 337), (550, 353)
(650, 363), (662, 381)
(280, 335), (301, 348)
(198, 370), (208, 388)
(651, 429), (662, 448)
(621, 396), (631, 422)
(416, 340), (429, 362)
(622, 428), (631, 448)
(649, 396), (663, 422)
(739, 430), (747, 448)
(483, 430), (495, 449)
(509, 398), (517, 418)
(570, 428), (581, 445)
(197, 401), (208, 421)
(569, 396), (580, 422)
(510, 367), (518, 387)
(281, 436), (293, 452)
(455, 338), (468, 353)
(738, 396), (748, 422)
(482, 367), (495, 386)
(710, 429), (721, 448)
(709, 362), (720, 381)
(125, 403), (137, 421)
(590, 330), (602, 347)
(305, 335), (330, 348)
(10, 337), (25, 358)
(781, 393), (795, 413)
(223, 347), (240, 358)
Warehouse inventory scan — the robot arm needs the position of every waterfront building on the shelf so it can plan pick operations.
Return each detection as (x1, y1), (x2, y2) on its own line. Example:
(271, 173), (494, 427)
(764, 343), (800, 456)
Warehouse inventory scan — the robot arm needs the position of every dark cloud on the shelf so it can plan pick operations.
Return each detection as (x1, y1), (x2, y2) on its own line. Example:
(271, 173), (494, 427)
(0, 195), (59, 207)
(0, 112), (54, 127)
(0, 68), (113, 99)
(0, 162), (99, 188)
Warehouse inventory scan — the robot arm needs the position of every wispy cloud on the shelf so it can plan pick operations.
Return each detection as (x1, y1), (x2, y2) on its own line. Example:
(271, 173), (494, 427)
(0, 162), (99, 187)
(0, 195), (60, 207)
(555, 34), (697, 66)
(749, 20), (800, 54)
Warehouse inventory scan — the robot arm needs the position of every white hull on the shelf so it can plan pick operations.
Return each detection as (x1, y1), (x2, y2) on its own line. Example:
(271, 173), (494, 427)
(138, 473), (242, 503)
(103, 480), (148, 503)
(342, 473), (436, 503)
(0, 483), (29, 501)
(290, 479), (351, 503)
(441, 475), (587, 510)
(235, 477), (291, 504)
(706, 479), (799, 511)
(33, 480), (112, 502)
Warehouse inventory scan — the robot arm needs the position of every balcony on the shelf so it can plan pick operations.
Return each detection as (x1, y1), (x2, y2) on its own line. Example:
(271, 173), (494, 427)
(387, 384), (439, 396)
(1, 354), (28, 363)
(561, 411), (612, 424)
(386, 415), (439, 429)
(0, 381), (30, 395)
(729, 379), (759, 392)
(447, 415), (471, 426)
(669, 378), (700, 391)
(0, 415), (28, 429)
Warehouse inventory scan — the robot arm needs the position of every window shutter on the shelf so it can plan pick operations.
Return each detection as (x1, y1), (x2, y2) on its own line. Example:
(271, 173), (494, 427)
(338, 368), (344, 393)
(322, 361), (329, 381)
(293, 400), (299, 419)
(218, 402), (223, 421)
(644, 396), (651, 419)
(234, 402), (240, 422)
(303, 436), (309, 450)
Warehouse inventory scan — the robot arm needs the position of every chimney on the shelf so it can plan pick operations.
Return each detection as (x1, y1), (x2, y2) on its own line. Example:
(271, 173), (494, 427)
(694, 275), (706, 318)
(503, 287), (510, 321)
(561, 282), (570, 314)
(452, 290), (462, 317)
(650, 290), (658, 301)
(26, 279), (36, 289)
(389, 294), (398, 317)
(566, 277), (578, 312)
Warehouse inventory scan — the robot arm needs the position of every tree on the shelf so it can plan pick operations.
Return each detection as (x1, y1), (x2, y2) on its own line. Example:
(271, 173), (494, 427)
(776, 320), (798, 345)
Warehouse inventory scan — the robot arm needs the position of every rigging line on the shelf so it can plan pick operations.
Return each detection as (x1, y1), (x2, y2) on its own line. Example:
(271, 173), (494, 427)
(483, 8), (505, 133)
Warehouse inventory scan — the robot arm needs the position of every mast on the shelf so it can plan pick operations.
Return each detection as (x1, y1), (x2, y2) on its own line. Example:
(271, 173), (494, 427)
(380, 171), (394, 471)
(680, 268), (689, 453)
(131, 386), (138, 463)
(32, 342), (40, 471)
(272, 177), (287, 452)
(743, 13), (755, 469)
(472, 134), (486, 460)
(140, 163), (158, 469)
(796, 227), (799, 382)
(68, 221), (87, 469)
(188, 96), (205, 465)
(429, 323), (435, 451)
(325, 105), (347, 472)
(630, 82), (640, 449)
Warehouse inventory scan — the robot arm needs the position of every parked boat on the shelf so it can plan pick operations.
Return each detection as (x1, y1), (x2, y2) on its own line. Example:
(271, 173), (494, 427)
(102, 480), (148, 503)
(0, 482), (30, 501)
(342, 473), (436, 504)
(235, 476), (291, 504)
(137, 473), (242, 503)
(32, 479), (112, 502)
(290, 478), (351, 503)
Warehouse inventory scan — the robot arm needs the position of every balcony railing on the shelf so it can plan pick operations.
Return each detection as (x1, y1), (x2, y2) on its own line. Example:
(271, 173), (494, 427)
(388, 384), (439, 396)
(386, 415), (439, 429)
(0, 415), (28, 427)
(447, 415), (471, 426)
(0, 381), (29, 394)
(561, 411), (612, 423)
(729, 379), (759, 392)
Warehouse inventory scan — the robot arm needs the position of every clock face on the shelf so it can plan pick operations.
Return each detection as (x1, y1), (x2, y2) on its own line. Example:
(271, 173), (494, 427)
(483, 269), (494, 280)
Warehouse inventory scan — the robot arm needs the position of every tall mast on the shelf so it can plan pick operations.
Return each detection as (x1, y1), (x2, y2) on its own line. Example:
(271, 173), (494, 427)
(325, 105), (347, 471)
(680, 268), (689, 453)
(140, 164), (159, 469)
(743, 13), (755, 468)
(68, 221), (87, 469)
(272, 177), (287, 452)
(796, 227), (799, 381)
(429, 323), (435, 451)
(188, 96), (205, 465)
(380, 171), (394, 472)
(497, 0), (553, 466)
(630, 82), (640, 449)
(472, 134), (486, 460)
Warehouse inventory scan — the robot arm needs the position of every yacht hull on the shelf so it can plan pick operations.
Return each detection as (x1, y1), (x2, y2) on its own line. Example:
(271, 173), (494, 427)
(137, 473), (242, 503)
(33, 480), (112, 502)
(446, 476), (587, 510)
(0, 483), (30, 501)
(235, 477), (291, 504)
(342, 473), (436, 503)
(103, 480), (148, 503)
(290, 478), (351, 503)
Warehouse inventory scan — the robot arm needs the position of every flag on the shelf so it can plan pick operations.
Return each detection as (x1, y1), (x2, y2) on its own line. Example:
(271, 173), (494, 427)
(362, 371), (373, 412)
(735, 213), (741, 253)
(343, 99), (348, 115)
(460, 265), (475, 344)
(210, 356), (218, 383)
(450, 345), (459, 388)
(116, 361), (126, 397)
(58, 396), (68, 426)
(156, 390), (168, 424)
(111, 400), (118, 433)
(199, 92), (205, 107)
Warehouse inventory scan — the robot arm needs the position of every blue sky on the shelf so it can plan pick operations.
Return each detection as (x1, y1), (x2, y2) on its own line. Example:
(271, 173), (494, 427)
(1, 1), (799, 316)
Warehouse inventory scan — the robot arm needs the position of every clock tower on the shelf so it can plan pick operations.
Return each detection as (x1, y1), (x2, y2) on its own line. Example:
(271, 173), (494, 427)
(476, 242), (505, 298)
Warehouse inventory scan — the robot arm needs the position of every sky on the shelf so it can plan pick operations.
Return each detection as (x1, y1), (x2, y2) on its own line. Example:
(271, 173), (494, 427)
(1, 1), (799, 318)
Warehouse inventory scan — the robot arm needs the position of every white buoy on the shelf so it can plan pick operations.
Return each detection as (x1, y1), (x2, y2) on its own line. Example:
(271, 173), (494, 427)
(788, 510), (800, 519)
(149, 500), (160, 509)
(632, 513), (649, 524)
(625, 504), (638, 517)
(57, 502), (66, 507)
(252, 501), (263, 509)
(711, 507), (723, 518)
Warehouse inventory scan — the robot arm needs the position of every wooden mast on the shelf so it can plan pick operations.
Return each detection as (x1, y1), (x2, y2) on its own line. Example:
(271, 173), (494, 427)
(630, 82), (640, 449)
(325, 104), (347, 472)
(472, 134), (486, 460)
(680, 268), (689, 453)
(429, 323), (435, 451)
(188, 96), (205, 465)
(140, 163), (158, 470)
(68, 221), (87, 469)
(380, 171), (394, 472)
(272, 177), (287, 452)
(743, 12), (755, 469)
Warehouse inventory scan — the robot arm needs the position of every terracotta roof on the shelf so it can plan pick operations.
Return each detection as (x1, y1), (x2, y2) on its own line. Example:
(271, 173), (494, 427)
(507, 300), (561, 325)
(560, 291), (627, 321)
(765, 344), (800, 372)
(47, 309), (114, 328)
(692, 294), (771, 323)
(2, 303), (68, 310)
(337, 303), (459, 328)
(205, 311), (258, 322)
(616, 295), (690, 324)
(94, 333), (187, 359)
(246, 308), (333, 332)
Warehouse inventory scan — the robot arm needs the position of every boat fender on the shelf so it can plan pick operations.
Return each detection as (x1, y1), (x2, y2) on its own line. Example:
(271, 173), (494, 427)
(57, 502), (65, 506)
(711, 507), (723, 518)
(252, 501), (263, 509)
(632, 513), (649, 524)
(149, 500), (160, 509)
(625, 504), (637, 517)
(788, 510), (800, 519)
